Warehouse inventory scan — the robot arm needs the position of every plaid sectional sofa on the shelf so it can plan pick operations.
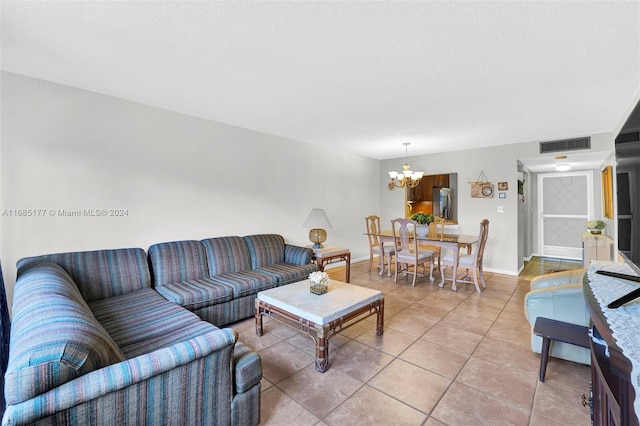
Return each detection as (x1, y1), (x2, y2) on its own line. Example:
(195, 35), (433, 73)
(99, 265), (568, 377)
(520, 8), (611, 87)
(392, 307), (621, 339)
(3, 234), (317, 425)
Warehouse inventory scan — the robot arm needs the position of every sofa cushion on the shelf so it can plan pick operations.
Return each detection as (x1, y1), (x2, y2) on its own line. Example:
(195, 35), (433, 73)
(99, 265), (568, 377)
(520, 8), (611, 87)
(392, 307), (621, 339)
(255, 263), (319, 286)
(201, 236), (253, 275)
(210, 271), (278, 298)
(148, 240), (209, 286)
(5, 261), (125, 404)
(16, 248), (151, 303)
(243, 234), (285, 269)
(89, 288), (219, 358)
(154, 278), (234, 310)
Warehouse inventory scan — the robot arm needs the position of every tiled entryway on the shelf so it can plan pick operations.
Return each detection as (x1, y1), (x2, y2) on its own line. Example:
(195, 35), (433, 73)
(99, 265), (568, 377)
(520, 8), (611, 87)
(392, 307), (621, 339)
(230, 257), (589, 425)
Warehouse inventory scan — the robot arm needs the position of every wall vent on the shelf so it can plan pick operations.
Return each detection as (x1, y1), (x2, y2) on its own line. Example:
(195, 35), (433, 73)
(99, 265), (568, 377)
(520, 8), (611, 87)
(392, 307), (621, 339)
(616, 131), (640, 144)
(539, 137), (591, 153)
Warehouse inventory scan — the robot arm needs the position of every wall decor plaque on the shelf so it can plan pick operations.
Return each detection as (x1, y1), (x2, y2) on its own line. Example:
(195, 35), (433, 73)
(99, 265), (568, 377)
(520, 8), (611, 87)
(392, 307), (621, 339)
(469, 171), (494, 198)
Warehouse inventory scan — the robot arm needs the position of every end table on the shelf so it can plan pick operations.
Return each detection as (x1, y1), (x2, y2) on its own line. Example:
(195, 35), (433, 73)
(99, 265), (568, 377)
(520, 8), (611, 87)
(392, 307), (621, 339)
(311, 246), (351, 283)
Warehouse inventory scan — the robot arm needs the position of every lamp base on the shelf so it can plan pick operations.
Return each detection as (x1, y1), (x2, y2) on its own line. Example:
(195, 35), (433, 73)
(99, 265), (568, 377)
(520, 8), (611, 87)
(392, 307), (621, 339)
(309, 228), (327, 249)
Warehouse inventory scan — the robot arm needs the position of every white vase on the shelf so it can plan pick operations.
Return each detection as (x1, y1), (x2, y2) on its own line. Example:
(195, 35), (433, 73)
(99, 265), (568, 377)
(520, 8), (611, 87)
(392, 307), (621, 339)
(416, 224), (428, 238)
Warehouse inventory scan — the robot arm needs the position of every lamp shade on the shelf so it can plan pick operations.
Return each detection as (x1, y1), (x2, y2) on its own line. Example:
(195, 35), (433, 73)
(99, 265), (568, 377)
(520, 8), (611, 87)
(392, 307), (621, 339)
(302, 209), (332, 229)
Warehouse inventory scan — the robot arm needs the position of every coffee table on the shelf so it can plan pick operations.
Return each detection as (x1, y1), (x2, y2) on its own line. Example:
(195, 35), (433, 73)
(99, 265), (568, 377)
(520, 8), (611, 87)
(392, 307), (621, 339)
(255, 279), (384, 372)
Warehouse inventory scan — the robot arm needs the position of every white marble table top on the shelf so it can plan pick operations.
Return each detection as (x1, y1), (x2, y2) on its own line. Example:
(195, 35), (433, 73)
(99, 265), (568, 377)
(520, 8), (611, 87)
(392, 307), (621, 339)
(257, 279), (382, 325)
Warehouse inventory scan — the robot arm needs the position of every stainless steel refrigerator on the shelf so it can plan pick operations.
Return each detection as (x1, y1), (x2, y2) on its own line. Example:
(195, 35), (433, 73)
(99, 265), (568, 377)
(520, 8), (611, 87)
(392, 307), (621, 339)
(433, 187), (452, 220)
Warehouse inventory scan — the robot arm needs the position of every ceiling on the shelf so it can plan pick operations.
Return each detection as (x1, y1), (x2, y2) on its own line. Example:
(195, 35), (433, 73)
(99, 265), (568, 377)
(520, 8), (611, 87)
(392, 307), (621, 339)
(1, 1), (639, 164)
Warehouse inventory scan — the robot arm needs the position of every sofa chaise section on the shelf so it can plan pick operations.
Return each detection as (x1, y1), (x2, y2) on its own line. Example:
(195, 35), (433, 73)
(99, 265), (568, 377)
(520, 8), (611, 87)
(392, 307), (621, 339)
(4, 248), (261, 426)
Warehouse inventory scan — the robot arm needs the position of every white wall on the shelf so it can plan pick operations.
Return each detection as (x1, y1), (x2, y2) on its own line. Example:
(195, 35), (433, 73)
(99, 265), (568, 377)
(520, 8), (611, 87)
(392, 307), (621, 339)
(0, 71), (380, 309)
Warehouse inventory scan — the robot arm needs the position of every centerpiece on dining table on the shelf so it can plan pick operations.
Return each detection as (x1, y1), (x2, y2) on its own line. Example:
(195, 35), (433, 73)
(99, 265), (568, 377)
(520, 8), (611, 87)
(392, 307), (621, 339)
(309, 271), (329, 295)
(410, 212), (434, 237)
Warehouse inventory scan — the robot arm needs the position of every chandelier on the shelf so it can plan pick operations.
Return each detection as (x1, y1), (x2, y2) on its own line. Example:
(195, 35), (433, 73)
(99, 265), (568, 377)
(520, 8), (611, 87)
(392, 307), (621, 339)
(388, 142), (424, 189)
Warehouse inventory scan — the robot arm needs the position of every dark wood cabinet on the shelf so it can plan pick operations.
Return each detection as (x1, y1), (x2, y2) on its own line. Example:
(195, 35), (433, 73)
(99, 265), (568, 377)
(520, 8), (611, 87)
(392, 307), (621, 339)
(408, 174), (449, 203)
(584, 278), (638, 426)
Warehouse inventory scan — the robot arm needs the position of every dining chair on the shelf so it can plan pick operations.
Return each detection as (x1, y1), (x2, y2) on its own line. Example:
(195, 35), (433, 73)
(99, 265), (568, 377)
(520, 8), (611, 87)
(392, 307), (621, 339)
(365, 215), (396, 276)
(429, 216), (446, 240)
(440, 218), (489, 293)
(391, 218), (437, 286)
(424, 216), (446, 269)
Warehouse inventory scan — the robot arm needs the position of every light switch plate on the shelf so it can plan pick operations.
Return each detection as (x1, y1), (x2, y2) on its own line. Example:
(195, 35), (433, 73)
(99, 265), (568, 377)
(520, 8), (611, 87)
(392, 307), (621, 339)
(497, 206), (506, 213)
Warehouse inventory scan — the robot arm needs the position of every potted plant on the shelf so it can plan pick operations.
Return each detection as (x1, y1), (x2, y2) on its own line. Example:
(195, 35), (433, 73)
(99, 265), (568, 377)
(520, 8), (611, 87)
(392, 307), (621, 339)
(587, 219), (606, 234)
(410, 212), (434, 237)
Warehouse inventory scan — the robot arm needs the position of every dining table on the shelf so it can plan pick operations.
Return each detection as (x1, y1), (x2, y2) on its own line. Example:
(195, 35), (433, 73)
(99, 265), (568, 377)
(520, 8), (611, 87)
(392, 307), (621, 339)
(366, 229), (478, 291)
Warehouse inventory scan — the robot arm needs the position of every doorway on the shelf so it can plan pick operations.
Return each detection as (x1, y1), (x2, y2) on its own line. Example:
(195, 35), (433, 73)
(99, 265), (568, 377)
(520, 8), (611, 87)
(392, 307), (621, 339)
(537, 171), (594, 259)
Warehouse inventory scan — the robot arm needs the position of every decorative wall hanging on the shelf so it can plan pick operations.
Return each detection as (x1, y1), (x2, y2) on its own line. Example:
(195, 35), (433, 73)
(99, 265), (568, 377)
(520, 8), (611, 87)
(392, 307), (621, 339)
(498, 182), (508, 191)
(601, 166), (613, 219)
(469, 170), (494, 198)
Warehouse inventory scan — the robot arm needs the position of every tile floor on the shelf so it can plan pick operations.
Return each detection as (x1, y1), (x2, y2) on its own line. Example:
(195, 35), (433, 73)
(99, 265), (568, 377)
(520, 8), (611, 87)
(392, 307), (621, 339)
(230, 257), (590, 425)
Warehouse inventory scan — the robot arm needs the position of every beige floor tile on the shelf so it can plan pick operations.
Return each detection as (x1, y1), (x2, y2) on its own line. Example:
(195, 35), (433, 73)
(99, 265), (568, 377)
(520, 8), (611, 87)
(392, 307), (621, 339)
(486, 319), (532, 349)
(529, 412), (566, 425)
(384, 310), (438, 337)
(403, 301), (453, 321)
(325, 385), (427, 426)
(277, 364), (363, 418)
(284, 330), (351, 357)
(355, 326), (418, 356)
(236, 324), (286, 352)
(336, 316), (376, 339)
(542, 357), (590, 391)
(259, 341), (315, 384)
(330, 339), (395, 382)
(473, 336), (541, 374)
(369, 359), (451, 414)
(420, 322), (483, 354)
(399, 338), (469, 379)
(437, 310), (495, 337)
(430, 382), (530, 425)
(260, 376), (273, 392)
(494, 309), (531, 328)
(378, 294), (415, 316)
(260, 386), (320, 426)
(532, 380), (591, 425)
(452, 301), (502, 320)
(456, 356), (537, 408)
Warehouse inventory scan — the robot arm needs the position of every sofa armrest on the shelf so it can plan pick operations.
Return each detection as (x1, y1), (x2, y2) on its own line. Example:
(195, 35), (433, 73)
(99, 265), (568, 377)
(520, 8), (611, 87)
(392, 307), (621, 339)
(530, 268), (586, 291)
(524, 284), (590, 327)
(3, 328), (238, 425)
(284, 244), (313, 266)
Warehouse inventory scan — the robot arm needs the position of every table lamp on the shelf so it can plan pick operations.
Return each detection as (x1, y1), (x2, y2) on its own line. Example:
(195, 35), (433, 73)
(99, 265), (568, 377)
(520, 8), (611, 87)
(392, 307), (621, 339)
(303, 208), (333, 249)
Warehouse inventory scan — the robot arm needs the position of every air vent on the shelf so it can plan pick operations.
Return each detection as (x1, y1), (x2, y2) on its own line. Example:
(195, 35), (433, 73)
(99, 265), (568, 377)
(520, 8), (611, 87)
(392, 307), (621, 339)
(616, 131), (640, 144)
(539, 137), (591, 154)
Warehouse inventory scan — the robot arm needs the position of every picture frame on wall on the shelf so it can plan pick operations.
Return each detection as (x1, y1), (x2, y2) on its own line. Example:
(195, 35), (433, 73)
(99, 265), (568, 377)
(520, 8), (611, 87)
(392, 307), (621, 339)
(602, 166), (613, 219)
(498, 182), (508, 191)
